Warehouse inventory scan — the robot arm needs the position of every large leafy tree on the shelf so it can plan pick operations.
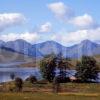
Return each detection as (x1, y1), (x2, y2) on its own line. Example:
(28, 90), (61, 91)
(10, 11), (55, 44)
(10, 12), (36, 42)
(40, 54), (57, 82)
(76, 56), (99, 82)
(40, 53), (72, 82)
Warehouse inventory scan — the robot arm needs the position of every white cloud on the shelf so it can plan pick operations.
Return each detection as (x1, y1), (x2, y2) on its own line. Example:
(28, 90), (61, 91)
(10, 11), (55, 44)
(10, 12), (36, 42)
(48, 2), (74, 21)
(0, 13), (26, 32)
(70, 14), (98, 29)
(0, 32), (39, 43)
(39, 22), (52, 33)
(48, 2), (99, 30)
(51, 27), (100, 46)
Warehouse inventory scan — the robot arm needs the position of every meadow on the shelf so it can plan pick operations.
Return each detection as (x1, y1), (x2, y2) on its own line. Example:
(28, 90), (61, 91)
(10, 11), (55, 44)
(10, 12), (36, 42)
(0, 92), (99, 100)
(0, 82), (100, 100)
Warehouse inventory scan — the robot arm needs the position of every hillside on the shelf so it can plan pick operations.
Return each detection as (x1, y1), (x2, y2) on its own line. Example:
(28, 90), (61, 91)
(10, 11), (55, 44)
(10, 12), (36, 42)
(0, 47), (34, 63)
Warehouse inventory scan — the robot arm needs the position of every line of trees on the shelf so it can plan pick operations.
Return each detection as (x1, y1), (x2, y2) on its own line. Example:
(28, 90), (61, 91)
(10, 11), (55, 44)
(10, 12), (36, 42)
(40, 54), (99, 83)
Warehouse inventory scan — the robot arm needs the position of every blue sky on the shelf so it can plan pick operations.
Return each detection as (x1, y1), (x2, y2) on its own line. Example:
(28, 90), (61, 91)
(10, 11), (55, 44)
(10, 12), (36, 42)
(0, 0), (100, 46)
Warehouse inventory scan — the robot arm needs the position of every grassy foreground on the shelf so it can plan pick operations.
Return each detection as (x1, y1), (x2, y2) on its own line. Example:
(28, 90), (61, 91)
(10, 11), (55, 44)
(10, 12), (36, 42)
(0, 92), (100, 100)
(0, 82), (100, 100)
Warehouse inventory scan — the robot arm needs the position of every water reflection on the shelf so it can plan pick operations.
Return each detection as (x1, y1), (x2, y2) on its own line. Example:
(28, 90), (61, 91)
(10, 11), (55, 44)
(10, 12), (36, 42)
(0, 67), (42, 83)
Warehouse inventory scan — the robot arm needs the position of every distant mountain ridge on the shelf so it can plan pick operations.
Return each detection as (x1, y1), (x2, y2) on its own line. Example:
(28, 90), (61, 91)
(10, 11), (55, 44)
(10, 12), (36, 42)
(0, 39), (100, 58)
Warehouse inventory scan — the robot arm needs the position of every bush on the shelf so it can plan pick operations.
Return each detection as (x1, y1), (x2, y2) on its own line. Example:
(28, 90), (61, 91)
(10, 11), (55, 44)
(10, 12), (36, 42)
(15, 77), (23, 92)
(28, 75), (37, 84)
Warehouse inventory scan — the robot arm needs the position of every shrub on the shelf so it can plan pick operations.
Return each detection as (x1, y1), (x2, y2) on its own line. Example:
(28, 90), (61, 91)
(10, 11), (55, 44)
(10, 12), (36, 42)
(15, 77), (23, 92)
(29, 75), (37, 84)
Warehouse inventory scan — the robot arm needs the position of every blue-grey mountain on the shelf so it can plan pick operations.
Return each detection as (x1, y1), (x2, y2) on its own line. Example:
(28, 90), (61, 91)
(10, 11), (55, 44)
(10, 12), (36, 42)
(0, 39), (100, 58)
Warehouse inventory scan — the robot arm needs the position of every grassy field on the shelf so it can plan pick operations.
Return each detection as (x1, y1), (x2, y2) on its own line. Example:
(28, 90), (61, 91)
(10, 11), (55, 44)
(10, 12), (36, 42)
(0, 82), (100, 100)
(0, 92), (99, 100)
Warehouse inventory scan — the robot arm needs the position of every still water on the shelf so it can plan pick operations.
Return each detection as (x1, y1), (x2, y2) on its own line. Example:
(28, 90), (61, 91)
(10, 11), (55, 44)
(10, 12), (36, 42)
(0, 65), (100, 83)
(0, 67), (42, 83)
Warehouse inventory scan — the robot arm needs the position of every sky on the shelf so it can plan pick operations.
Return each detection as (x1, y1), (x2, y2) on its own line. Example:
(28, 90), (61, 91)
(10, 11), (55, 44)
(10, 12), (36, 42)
(0, 0), (100, 46)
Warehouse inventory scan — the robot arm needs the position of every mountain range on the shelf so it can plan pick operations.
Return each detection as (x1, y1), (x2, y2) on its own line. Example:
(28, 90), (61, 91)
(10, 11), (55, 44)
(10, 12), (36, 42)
(0, 39), (100, 59)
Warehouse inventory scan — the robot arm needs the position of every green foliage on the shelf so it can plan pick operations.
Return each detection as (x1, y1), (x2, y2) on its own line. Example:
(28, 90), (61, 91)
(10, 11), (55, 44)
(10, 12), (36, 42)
(76, 56), (99, 82)
(40, 53), (71, 82)
(40, 54), (57, 82)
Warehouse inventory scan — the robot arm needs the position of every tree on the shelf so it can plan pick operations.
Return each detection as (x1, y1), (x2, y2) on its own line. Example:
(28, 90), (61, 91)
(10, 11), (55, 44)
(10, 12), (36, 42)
(52, 59), (71, 93)
(40, 53), (72, 82)
(40, 54), (57, 82)
(15, 77), (23, 92)
(76, 56), (99, 82)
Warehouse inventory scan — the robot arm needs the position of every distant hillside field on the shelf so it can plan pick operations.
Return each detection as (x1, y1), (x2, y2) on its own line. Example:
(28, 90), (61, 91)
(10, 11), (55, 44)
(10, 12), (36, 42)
(0, 48), (34, 63)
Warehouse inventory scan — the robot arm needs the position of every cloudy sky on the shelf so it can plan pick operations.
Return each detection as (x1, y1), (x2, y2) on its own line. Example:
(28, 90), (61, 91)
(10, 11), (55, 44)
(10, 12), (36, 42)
(0, 0), (100, 46)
